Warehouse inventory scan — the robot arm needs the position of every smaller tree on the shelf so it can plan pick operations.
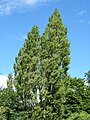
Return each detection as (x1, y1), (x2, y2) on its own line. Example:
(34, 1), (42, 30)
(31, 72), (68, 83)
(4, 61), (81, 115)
(85, 70), (90, 84)
(7, 73), (13, 90)
(66, 111), (90, 120)
(64, 77), (85, 118)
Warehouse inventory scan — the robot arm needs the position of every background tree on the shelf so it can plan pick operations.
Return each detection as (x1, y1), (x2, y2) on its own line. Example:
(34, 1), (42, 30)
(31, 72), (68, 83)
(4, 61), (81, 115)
(64, 77), (85, 118)
(0, 73), (21, 119)
(7, 73), (13, 90)
(83, 70), (90, 114)
(85, 70), (90, 84)
(66, 111), (90, 120)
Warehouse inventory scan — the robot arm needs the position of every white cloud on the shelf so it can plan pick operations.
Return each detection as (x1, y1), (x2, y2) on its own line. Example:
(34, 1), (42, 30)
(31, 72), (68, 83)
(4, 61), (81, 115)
(11, 34), (26, 41)
(78, 10), (87, 16)
(85, 80), (90, 86)
(88, 21), (90, 25)
(23, 0), (38, 5)
(0, 75), (7, 88)
(0, 0), (51, 15)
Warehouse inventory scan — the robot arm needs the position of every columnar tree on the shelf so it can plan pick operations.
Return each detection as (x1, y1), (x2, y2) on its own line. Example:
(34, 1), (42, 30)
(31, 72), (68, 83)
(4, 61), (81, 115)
(40, 8), (70, 119)
(14, 25), (40, 111)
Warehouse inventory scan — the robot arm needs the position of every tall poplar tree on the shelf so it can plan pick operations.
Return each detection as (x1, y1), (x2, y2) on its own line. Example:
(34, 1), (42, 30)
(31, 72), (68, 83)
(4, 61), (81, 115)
(40, 8), (70, 119)
(14, 25), (40, 111)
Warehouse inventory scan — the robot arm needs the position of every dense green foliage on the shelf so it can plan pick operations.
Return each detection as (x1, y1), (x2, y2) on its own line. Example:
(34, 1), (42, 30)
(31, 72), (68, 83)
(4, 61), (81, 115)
(0, 9), (90, 119)
(14, 25), (40, 111)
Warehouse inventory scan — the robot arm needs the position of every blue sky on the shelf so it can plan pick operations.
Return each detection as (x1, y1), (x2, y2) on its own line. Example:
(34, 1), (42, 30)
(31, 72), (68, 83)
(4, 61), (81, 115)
(0, 0), (90, 80)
